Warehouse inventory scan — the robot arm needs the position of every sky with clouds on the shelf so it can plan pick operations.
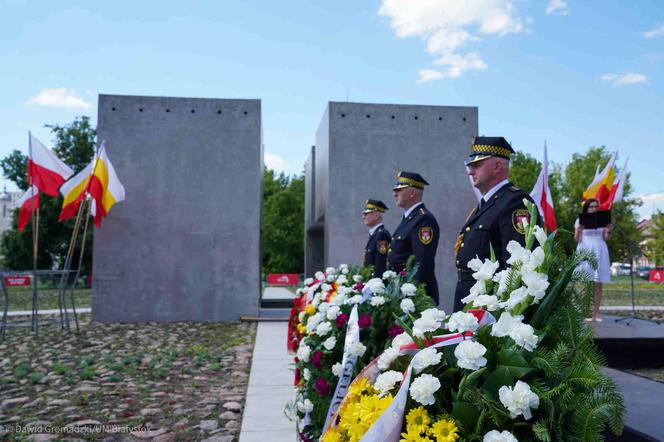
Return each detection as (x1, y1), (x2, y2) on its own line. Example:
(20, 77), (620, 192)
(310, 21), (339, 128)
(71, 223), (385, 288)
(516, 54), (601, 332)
(0, 0), (662, 218)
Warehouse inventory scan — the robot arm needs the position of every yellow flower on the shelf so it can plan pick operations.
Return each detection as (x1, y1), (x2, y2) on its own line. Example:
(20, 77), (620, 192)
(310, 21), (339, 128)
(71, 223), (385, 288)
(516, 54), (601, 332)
(297, 323), (307, 334)
(428, 419), (459, 442)
(305, 305), (316, 315)
(405, 406), (430, 434)
(347, 377), (376, 399)
(321, 428), (343, 442)
(400, 430), (434, 442)
(358, 394), (393, 426)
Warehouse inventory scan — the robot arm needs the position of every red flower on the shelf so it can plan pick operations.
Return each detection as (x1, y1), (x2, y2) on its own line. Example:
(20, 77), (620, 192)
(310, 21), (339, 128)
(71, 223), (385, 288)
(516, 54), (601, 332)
(315, 378), (331, 396)
(353, 283), (365, 291)
(388, 325), (404, 338)
(336, 313), (349, 328)
(358, 314), (373, 329)
(294, 368), (301, 385)
(311, 351), (323, 368)
(399, 271), (408, 276)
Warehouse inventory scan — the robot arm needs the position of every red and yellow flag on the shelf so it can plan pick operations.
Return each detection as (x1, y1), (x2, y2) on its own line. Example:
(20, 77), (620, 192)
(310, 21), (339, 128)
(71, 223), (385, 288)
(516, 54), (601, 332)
(582, 152), (616, 210)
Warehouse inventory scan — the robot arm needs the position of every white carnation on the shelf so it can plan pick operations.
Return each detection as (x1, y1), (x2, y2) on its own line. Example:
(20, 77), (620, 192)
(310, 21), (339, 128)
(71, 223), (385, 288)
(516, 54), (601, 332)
(336, 275), (348, 285)
(332, 362), (343, 377)
(382, 270), (397, 280)
(350, 342), (366, 357)
(315, 271), (325, 281)
(454, 340), (487, 371)
(316, 321), (332, 337)
(411, 347), (442, 374)
(303, 368), (311, 381)
(318, 302), (330, 313)
(413, 308), (446, 338)
(491, 312), (524, 338)
(409, 373), (441, 405)
(296, 344), (311, 363)
(509, 322), (539, 352)
(400, 283), (417, 297)
(447, 311), (479, 333)
(303, 277), (314, 286)
(391, 332), (414, 350)
(377, 347), (400, 370)
(400, 298), (415, 314)
(296, 288), (304, 296)
(297, 398), (314, 413)
(298, 311), (306, 322)
(326, 274), (336, 283)
(374, 370), (404, 395)
(348, 295), (363, 305)
(323, 336), (336, 351)
(370, 296), (386, 307)
(521, 270), (550, 304)
(366, 278), (386, 294)
(326, 305), (341, 320)
(353, 275), (363, 283)
(499, 380), (539, 420)
(326, 267), (336, 275)
(483, 430), (518, 442)
(472, 294), (500, 311)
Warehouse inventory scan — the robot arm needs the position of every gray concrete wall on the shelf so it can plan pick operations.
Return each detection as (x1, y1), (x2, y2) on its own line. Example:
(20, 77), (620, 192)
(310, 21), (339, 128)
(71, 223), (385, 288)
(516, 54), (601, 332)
(93, 94), (261, 322)
(313, 101), (478, 312)
(304, 146), (324, 276)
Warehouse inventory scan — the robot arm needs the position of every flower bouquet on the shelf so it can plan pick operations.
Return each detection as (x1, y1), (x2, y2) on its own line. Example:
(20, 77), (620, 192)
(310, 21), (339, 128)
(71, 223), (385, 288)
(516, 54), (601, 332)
(322, 201), (624, 442)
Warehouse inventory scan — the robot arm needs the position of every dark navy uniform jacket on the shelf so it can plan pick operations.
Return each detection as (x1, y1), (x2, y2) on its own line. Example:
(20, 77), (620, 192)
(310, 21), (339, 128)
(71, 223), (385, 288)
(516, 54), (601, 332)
(363, 224), (391, 278)
(454, 183), (534, 311)
(387, 204), (440, 304)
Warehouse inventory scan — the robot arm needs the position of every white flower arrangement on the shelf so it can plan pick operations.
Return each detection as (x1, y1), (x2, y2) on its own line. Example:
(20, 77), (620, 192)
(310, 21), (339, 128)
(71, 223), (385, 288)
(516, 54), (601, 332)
(483, 430), (518, 442)
(447, 311), (479, 333)
(412, 308), (447, 338)
(350, 342), (366, 357)
(409, 373), (441, 405)
(498, 380), (539, 420)
(331, 362), (343, 377)
(391, 332), (414, 350)
(400, 282), (417, 297)
(374, 370), (404, 396)
(454, 340), (487, 371)
(366, 277), (386, 295)
(296, 344), (311, 363)
(323, 336), (337, 351)
(315, 321), (332, 337)
(382, 270), (397, 280)
(352, 274), (363, 283)
(377, 347), (400, 371)
(411, 347), (442, 374)
(400, 298), (416, 314)
(370, 296), (386, 307)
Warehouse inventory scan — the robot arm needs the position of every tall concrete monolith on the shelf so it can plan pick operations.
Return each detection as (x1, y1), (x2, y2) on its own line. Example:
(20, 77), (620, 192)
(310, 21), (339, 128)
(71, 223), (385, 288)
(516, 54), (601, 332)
(93, 94), (261, 322)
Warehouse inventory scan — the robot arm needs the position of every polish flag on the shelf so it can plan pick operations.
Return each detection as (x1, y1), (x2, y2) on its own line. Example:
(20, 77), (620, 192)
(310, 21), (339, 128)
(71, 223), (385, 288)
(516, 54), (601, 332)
(530, 143), (557, 232)
(608, 158), (629, 207)
(16, 185), (40, 232)
(28, 133), (74, 197)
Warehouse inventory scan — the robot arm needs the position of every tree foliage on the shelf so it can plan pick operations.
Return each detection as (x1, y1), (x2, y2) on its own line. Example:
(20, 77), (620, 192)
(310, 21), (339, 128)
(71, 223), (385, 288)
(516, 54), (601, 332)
(644, 211), (664, 266)
(509, 147), (641, 261)
(262, 168), (304, 274)
(0, 117), (95, 271)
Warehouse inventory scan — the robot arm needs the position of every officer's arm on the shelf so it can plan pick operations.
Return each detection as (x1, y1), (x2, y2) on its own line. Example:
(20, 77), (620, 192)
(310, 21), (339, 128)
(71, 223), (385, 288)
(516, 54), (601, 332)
(498, 195), (531, 258)
(373, 232), (389, 277)
(410, 218), (439, 282)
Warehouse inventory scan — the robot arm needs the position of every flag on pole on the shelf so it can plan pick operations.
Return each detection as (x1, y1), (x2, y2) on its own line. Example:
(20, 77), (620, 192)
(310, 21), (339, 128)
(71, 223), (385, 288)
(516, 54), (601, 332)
(609, 158), (629, 206)
(28, 133), (74, 196)
(16, 185), (40, 232)
(530, 143), (557, 232)
(58, 161), (94, 222)
(582, 152), (617, 210)
(86, 143), (125, 227)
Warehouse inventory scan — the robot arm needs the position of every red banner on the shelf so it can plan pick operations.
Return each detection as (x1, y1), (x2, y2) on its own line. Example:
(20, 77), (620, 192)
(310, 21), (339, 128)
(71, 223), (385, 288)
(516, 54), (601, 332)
(267, 273), (299, 285)
(4, 275), (32, 287)
(649, 270), (664, 283)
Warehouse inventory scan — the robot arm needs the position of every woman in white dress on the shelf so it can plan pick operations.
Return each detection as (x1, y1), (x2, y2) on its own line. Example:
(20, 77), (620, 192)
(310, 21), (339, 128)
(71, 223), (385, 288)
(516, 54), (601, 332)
(574, 199), (613, 321)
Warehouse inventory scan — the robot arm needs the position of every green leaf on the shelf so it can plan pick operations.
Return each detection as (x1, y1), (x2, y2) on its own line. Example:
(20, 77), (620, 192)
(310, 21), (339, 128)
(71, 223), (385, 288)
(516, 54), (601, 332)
(452, 401), (481, 434)
(496, 349), (533, 379)
(482, 367), (514, 402)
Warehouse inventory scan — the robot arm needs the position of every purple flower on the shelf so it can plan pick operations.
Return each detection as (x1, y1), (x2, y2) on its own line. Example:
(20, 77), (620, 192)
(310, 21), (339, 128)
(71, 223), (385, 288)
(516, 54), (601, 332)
(311, 351), (323, 368)
(315, 377), (331, 396)
(353, 282), (365, 291)
(388, 325), (404, 338)
(399, 271), (408, 277)
(358, 314), (373, 329)
(294, 368), (301, 385)
(336, 313), (349, 329)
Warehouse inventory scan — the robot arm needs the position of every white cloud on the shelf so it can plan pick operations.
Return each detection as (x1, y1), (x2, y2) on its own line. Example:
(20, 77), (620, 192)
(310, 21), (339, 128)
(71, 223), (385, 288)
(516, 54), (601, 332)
(378, 0), (525, 82)
(546, 0), (569, 16)
(643, 23), (664, 39)
(637, 192), (664, 219)
(600, 72), (648, 87)
(264, 152), (295, 174)
(26, 88), (92, 109)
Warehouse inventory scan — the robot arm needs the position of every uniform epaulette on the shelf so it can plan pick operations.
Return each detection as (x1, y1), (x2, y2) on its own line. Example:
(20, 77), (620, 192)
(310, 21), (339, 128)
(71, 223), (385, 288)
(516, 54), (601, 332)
(419, 208), (427, 215)
(508, 186), (521, 192)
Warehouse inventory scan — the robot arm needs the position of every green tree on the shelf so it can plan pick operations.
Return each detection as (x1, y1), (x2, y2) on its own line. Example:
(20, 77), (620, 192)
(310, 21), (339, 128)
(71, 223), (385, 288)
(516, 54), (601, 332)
(0, 116), (96, 271)
(262, 168), (304, 274)
(644, 211), (664, 265)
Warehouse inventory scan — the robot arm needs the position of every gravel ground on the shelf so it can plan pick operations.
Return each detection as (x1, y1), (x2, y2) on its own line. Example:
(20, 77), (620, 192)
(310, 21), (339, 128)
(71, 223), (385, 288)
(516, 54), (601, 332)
(0, 314), (256, 441)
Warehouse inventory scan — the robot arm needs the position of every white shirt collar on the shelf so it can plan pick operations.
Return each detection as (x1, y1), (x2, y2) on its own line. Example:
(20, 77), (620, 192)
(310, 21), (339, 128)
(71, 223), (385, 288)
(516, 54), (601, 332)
(403, 202), (423, 219)
(482, 179), (510, 203)
(369, 223), (383, 236)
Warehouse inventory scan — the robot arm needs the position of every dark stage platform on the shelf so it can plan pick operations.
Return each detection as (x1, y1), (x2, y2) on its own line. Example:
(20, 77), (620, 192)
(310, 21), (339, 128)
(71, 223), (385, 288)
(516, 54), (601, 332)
(592, 315), (664, 369)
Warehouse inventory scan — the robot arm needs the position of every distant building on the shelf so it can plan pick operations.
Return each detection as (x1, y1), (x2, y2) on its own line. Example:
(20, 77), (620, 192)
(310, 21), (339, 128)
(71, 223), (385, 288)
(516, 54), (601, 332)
(636, 218), (654, 267)
(0, 187), (21, 234)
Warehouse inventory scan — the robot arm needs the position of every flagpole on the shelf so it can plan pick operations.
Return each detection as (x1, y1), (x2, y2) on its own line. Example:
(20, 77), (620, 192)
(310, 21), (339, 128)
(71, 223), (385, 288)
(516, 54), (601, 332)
(28, 132), (40, 337)
(68, 198), (92, 332)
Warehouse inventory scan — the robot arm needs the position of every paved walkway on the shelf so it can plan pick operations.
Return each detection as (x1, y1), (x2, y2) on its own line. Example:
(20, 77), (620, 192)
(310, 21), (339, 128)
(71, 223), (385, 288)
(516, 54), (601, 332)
(4, 308), (91, 316)
(240, 321), (295, 442)
(263, 286), (296, 301)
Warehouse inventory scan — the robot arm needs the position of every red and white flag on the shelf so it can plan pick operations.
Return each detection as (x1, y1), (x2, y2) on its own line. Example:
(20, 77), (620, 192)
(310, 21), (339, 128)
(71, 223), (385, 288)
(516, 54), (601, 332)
(530, 143), (557, 232)
(609, 158), (629, 206)
(16, 185), (40, 232)
(28, 133), (74, 197)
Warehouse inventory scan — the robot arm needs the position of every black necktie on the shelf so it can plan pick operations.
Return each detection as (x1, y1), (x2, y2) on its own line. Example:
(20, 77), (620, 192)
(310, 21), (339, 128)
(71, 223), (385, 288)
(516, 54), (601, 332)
(479, 199), (485, 210)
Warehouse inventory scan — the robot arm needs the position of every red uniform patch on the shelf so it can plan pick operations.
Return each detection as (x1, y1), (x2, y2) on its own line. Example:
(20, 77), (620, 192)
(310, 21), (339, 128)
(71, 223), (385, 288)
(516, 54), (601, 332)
(419, 226), (433, 245)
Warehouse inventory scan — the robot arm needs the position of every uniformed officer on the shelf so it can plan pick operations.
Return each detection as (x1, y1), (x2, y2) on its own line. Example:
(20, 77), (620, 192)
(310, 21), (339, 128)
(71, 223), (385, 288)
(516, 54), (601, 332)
(454, 136), (535, 312)
(362, 199), (391, 278)
(387, 172), (440, 304)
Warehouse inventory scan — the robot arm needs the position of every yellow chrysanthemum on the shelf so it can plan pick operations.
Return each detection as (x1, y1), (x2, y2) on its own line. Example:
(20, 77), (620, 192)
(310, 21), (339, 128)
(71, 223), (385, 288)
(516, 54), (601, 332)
(297, 323), (307, 334)
(347, 377), (376, 399)
(428, 419), (459, 442)
(405, 406), (430, 434)
(321, 428), (343, 442)
(358, 394), (392, 426)
(305, 304), (316, 315)
(400, 430), (434, 442)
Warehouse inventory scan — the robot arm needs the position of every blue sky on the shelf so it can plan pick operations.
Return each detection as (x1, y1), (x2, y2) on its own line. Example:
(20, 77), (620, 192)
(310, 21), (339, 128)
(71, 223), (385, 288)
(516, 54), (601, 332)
(1, 0), (662, 218)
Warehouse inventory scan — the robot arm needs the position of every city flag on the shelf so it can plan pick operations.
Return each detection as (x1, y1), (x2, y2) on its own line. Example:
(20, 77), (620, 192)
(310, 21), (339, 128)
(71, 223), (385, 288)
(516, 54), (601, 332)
(27, 133), (74, 196)
(530, 143), (557, 231)
(86, 143), (125, 227)
(58, 161), (94, 222)
(609, 158), (629, 206)
(582, 152), (617, 210)
(16, 185), (40, 232)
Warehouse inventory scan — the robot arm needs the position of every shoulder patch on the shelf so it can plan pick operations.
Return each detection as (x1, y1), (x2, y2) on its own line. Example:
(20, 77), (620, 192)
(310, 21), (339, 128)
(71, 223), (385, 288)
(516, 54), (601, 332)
(377, 240), (389, 254)
(512, 209), (530, 235)
(418, 226), (433, 245)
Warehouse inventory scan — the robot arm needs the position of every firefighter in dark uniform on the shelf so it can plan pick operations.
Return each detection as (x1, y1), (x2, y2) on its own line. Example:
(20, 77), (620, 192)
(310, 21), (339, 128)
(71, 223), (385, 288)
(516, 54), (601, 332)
(362, 199), (391, 278)
(387, 172), (440, 304)
(454, 136), (535, 312)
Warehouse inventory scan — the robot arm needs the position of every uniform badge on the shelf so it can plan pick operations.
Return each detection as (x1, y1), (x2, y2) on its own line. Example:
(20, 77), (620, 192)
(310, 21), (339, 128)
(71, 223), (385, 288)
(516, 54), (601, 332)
(377, 240), (389, 254)
(512, 209), (530, 235)
(419, 227), (433, 245)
